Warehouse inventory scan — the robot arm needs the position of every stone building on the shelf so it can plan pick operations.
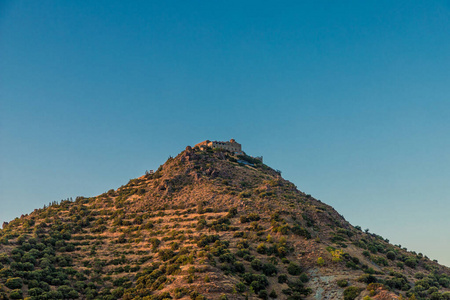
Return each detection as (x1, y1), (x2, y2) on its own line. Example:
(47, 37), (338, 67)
(195, 139), (243, 155)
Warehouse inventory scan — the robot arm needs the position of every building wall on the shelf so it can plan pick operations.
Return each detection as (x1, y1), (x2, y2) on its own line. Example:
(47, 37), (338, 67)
(195, 139), (242, 154)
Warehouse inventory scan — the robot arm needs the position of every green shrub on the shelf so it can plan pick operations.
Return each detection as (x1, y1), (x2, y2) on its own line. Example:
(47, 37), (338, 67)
(287, 278), (312, 295)
(9, 289), (23, 299)
(113, 276), (132, 288)
(158, 249), (175, 261)
(373, 256), (388, 266)
(236, 282), (246, 293)
(5, 277), (22, 289)
(251, 259), (263, 271)
(240, 213), (260, 223)
(256, 243), (267, 254)
(258, 289), (268, 299)
(386, 251), (396, 260)
(343, 286), (362, 300)
(337, 279), (348, 287)
(250, 279), (268, 293)
(233, 231), (244, 238)
(262, 263), (277, 276)
(287, 262), (302, 275)
(405, 258), (418, 268)
(299, 273), (309, 283)
(28, 287), (44, 297)
(236, 240), (250, 249)
(439, 277), (450, 288)
(278, 274), (288, 283)
(0, 254), (10, 264)
(430, 291), (442, 300)
(274, 225), (290, 235)
(196, 235), (219, 247)
(358, 274), (377, 284)
(242, 273), (268, 292)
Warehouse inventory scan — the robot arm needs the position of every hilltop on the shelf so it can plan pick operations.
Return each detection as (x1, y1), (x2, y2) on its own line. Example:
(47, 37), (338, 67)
(0, 145), (449, 300)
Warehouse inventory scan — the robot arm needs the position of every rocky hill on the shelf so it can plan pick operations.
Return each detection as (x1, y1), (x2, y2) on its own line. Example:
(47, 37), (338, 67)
(0, 146), (449, 300)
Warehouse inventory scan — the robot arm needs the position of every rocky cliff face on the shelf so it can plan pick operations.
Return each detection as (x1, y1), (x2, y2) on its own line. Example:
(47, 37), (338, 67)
(0, 146), (449, 300)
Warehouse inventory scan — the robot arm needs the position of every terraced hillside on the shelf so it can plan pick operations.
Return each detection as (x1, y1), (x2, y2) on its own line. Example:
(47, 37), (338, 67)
(0, 146), (449, 299)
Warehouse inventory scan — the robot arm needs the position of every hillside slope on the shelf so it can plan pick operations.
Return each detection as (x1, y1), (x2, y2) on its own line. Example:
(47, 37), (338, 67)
(1, 146), (449, 300)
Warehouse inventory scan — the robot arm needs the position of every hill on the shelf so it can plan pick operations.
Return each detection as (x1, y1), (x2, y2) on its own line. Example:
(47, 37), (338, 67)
(0, 145), (449, 300)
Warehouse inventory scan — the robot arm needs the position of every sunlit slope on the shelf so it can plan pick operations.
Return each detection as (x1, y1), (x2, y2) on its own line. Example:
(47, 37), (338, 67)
(0, 146), (449, 299)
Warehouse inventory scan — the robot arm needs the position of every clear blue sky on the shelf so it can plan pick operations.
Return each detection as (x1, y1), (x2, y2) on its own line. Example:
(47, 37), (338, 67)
(1, 1), (449, 266)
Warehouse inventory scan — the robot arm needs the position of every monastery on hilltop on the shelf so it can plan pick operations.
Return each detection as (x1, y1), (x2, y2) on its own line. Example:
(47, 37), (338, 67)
(195, 139), (263, 163)
(195, 139), (244, 155)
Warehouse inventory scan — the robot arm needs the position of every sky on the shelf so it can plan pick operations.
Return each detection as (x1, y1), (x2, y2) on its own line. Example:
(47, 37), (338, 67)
(1, 1), (449, 266)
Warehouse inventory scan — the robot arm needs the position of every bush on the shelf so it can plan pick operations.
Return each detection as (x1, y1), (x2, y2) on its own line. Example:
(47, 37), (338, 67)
(258, 289), (268, 299)
(337, 279), (348, 287)
(29, 287), (44, 297)
(439, 277), (450, 288)
(196, 235), (219, 247)
(287, 262), (302, 275)
(5, 277), (22, 289)
(256, 243), (267, 254)
(278, 274), (288, 283)
(262, 263), (278, 276)
(240, 213), (260, 223)
(113, 277), (132, 288)
(430, 292), (443, 300)
(343, 286), (362, 300)
(287, 278), (312, 296)
(242, 273), (268, 292)
(158, 249), (175, 261)
(317, 257), (325, 266)
(236, 282), (246, 293)
(373, 256), (388, 266)
(251, 259), (263, 271)
(291, 225), (311, 239)
(386, 251), (396, 260)
(405, 258), (418, 268)
(9, 289), (23, 299)
(299, 273), (309, 283)
(358, 274), (377, 284)
(250, 279), (268, 293)
(233, 261), (246, 273)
